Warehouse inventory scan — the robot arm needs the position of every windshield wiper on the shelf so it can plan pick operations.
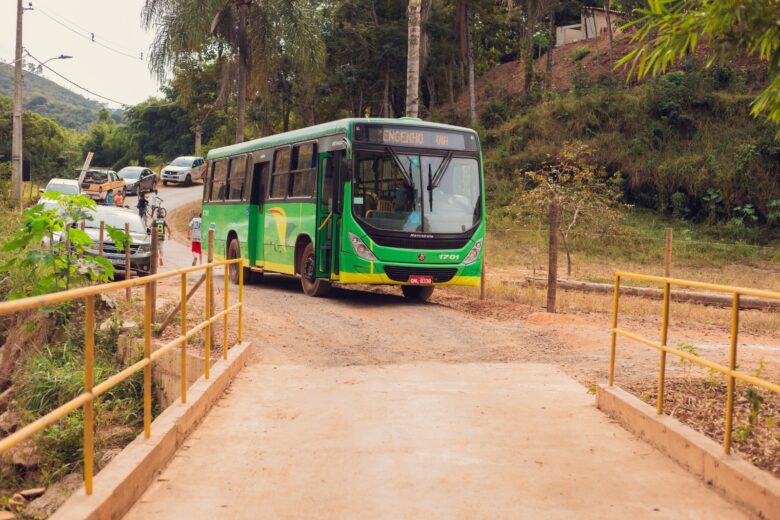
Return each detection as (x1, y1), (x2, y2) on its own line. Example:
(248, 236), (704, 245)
(426, 152), (454, 212)
(386, 146), (414, 188)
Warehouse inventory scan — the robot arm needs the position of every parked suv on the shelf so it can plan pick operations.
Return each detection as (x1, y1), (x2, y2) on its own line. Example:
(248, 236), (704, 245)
(161, 156), (204, 187)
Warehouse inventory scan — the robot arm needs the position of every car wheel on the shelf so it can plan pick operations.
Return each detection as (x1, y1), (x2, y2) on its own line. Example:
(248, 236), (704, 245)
(401, 285), (434, 302)
(300, 243), (330, 297)
(185, 174), (192, 187)
(162, 180), (168, 186)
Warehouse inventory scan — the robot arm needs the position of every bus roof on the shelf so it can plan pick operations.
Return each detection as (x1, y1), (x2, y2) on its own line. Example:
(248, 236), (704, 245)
(206, 118), (478, 160)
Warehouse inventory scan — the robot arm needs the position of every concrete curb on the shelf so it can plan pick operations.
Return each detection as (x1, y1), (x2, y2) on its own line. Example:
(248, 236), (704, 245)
(52, 342), (252, 520)
(597, 384), (780, 519)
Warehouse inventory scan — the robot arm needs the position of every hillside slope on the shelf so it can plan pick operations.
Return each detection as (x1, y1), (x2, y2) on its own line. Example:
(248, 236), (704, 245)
(0, 63), (105, 130)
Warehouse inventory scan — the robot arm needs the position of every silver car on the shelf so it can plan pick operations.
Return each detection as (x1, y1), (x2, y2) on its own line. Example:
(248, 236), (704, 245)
(161, 156), (204, 187)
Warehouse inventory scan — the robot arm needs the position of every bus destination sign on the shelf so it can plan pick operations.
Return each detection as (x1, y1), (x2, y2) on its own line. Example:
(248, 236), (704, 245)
(359, 125), (474, 151)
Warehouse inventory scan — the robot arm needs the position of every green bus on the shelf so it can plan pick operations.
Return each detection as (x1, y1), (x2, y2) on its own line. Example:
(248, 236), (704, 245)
(203, 117), (484, 301)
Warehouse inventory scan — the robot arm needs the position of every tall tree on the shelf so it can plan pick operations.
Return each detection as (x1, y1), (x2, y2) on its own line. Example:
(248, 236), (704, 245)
(406, 0), (422, 118)
(142, 0), (324, 143)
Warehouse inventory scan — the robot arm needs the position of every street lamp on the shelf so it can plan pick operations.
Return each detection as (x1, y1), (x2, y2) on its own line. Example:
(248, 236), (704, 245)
(34, 54), (72, 74)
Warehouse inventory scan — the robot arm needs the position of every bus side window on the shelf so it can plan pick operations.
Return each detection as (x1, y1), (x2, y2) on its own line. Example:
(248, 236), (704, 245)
(250, 162), (269, 205)
(321, 157), (334, 212)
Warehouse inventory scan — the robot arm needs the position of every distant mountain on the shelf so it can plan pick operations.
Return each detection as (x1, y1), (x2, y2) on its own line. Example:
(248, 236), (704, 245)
(0, 62), (113, 131)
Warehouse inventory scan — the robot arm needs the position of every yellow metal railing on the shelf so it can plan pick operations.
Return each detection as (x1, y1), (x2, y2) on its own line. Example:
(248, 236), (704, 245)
(609, 272), (780, 455)
(0, 258), (244, 494)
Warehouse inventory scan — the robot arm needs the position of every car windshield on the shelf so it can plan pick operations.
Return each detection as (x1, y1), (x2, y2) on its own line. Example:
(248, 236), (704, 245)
(171, 158), (193, 167)
(45, 182), (79, 195)
(118, 168), (141, 180)
(353, 151), (481, 234)
(83, 209), (146, 234)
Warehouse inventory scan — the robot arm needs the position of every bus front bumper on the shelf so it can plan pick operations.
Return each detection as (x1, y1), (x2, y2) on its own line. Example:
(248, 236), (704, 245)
(337, 259), (481, 287)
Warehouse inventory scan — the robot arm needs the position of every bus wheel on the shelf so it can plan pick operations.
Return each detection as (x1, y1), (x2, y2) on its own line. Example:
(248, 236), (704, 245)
(300, 243), (330, 297)
(227, 239), (262, 285)
(401, 285), (434, 302)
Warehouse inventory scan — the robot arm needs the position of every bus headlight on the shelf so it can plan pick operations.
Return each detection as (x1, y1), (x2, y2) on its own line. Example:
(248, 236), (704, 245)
(348, 232), (378, 262)
(462, 239), (483, 265)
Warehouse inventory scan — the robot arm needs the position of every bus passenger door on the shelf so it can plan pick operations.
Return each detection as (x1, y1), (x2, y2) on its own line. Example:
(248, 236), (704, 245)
(316, 153), (335, 277)
(249, 161), (269, 266)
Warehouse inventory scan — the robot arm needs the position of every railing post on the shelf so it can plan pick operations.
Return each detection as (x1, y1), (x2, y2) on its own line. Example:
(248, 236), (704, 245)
(238, 260), (244, 344)
(223, 260), (229, 360)
(84, 295), (95, 495)
(658, 281), (671, 415)
(205, 229), (214, 379)
(181, 272), (187, 404)
(724, 292), (740, 454)
(143, 282), (152, 437)
(609, 274), (621, 386)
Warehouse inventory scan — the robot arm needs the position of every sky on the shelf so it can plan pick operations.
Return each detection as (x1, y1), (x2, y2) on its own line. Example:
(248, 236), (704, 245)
(0, 0), (162, 108)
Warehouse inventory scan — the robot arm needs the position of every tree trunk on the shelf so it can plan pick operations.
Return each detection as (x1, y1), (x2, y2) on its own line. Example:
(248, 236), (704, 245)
(382, 66), (392, 118)
(194, 125), (202, 156)
(523, 0), (537, 93)
(466, 1), (477, 125)
(447, 59), (456, 109)
(604, 1), (614, 66)
(560, 231), (572, 277)
(235, 2), (248, 143)
(405, 0), (422, 118)
(547, 201), (559, 313)
(546, 10), (555, 89)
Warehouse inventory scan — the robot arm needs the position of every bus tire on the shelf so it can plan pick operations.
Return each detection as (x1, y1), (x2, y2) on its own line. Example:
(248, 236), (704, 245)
(227, 238), (262, 285)
(300, 243), (330, 297)
(401, 285), (434, 302)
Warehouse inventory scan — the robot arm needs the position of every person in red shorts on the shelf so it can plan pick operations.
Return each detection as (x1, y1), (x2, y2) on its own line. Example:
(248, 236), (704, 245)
(188, 213), (203, 266)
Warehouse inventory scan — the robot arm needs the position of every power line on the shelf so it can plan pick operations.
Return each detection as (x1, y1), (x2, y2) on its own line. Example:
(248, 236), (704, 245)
(35, 5), (141, 56)
(35, 7), (145, 62)
(25, 50), (130, 106)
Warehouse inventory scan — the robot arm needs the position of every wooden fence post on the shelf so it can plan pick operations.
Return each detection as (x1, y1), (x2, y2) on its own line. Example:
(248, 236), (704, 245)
(125, 222), (132, 300)
(547, 202), (559, 313)
(664, 228), (673, 278)
(98, 221), (105, 257)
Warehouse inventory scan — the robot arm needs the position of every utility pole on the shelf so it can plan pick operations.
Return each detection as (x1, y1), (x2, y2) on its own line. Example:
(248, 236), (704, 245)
(12, 0), (29, 209)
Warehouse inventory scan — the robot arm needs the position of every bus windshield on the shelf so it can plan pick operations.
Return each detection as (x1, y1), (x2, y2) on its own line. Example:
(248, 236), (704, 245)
(353, 150), (481, 234)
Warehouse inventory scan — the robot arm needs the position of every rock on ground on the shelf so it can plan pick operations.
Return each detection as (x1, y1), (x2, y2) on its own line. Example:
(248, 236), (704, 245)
(22, 473), (81, 520)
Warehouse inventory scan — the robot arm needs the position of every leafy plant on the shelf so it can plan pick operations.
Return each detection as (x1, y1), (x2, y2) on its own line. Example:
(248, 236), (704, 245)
(0, 193), (128, 298)
(570, 46), (590, 62)
(676, 342), (699, 376)
(703, 189), (724, 223)
(766, 199), (780, 223)
(732, 204), (759, 226)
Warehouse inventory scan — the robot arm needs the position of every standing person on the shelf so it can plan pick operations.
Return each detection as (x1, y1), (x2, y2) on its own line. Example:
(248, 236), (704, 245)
(114, 190), (124, 207)
(187, 212), (203, 266)
(154, 208), (172, 267)
(137, 192), (148, 224)
(105, 189), (114, 206)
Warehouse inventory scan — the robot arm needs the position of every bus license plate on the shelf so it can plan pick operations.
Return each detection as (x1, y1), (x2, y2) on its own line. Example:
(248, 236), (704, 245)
(409, 275), (433, 285)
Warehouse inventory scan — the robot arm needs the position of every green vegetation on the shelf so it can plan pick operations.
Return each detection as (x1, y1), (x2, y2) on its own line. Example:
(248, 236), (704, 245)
(570, 46), (591, 62)
(0, 194), (127, 299)
(0, 63), (112, 131)
(10, 305), (144, 484)
(479, 64), (780, 243)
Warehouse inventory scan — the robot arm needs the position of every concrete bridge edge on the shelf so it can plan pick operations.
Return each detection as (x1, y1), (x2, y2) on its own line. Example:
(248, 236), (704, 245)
(51, 341), (253, 520)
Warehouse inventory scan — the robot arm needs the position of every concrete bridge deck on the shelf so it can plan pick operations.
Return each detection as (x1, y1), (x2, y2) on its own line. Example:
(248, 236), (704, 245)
(125, 362), (743, 519)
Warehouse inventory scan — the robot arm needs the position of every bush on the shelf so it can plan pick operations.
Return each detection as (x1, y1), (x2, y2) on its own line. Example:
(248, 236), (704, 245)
(480, 98), (512, 129)
(570, 46), (591, 62)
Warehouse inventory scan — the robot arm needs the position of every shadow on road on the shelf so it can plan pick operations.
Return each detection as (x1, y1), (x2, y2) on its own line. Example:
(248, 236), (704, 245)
(249, 274), (438, 308)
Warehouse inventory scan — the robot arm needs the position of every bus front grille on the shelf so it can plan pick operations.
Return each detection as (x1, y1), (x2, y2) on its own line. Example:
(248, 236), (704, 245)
(383, 266), (457, 283)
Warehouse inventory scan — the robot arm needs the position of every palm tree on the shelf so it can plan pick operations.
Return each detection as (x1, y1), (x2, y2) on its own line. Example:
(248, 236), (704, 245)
(142, 0), (324, 143)
(406, 0), (422, 118)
